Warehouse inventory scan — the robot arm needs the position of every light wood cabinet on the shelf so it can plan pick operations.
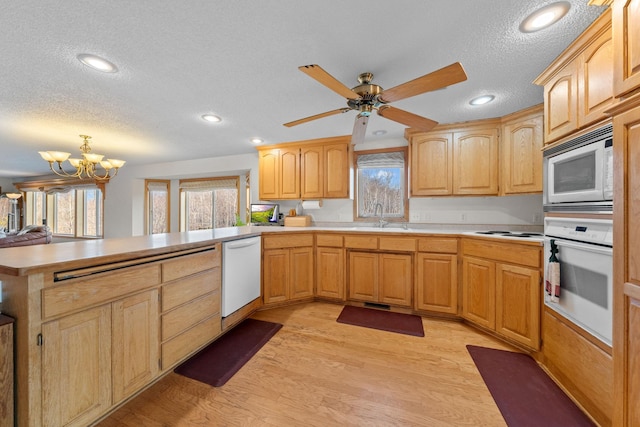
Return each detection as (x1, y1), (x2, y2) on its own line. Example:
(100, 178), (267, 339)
(453, 127), (499, 195)
(611, 96), (640, 426)
(258, 136), (350, 200)
(500, 106), (544, 195)
(42, 305), (113, 427)
(613, 0), (640, 97)
(316, 234), (345, 300)
(461, 238), (542, 350)
(407, 122), (499, 196)
(535, 9), (614, 144)
(262, 233), (314, 305)
(0, 316), (13, 427)
(112, 290), (159, 404)
(348, 251), (413, 307)
(409, 132), (453, 196)
(415, 237), (458, 315)
(258, 147), (300, 200)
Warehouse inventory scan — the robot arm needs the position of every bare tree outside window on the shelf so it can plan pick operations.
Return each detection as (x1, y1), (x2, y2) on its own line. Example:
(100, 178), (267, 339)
(54, 191), (75, 234)
(355, 148), (408, 222)
(180, 177), (240, 231)
(0, 198), (9, 229)
(149, 191), (168, 233)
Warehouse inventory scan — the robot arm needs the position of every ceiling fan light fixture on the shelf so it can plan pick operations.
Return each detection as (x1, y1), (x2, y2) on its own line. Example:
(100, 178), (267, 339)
(77, 53), (118, 73)
(519, 2), (571, 33)
(469, 95), (495, 106)
(201, 114), (222, 123)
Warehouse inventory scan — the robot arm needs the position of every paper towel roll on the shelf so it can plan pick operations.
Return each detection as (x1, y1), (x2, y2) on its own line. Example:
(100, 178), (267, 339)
(301, 200), (323, 210)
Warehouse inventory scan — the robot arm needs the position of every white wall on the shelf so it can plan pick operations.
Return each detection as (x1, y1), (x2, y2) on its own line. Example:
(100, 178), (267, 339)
(0, 178), (18, 193)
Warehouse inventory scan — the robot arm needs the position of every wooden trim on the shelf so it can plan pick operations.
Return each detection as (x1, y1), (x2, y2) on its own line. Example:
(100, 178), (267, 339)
(255, 135), (351, 151)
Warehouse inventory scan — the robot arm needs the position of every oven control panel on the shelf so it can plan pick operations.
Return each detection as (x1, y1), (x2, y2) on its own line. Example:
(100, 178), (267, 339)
(544, 217), (612, 246)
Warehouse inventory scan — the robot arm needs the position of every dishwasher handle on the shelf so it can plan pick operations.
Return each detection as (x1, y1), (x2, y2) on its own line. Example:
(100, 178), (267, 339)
(225, 237), (260, 250)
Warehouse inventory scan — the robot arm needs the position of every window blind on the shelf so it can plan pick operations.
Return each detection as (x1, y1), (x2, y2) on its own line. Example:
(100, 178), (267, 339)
(356, 151), (405, 168)
(179, 178), (238, 191)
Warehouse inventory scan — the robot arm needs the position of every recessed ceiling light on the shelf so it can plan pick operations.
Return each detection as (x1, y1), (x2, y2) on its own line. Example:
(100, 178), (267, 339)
(520, 2), (570, 33)
(76, 53), (118, 73)
(201, 114), (222, 123)
(250, 137), (263, 144)
(372, 130), (387, 136)
(469, 95), (495, 106)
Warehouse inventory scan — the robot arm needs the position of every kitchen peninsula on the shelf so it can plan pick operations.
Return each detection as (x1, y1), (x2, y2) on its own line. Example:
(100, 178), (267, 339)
(0, 225), (547, 427)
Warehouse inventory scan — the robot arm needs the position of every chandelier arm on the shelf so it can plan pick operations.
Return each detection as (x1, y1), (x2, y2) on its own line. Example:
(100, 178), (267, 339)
(48, 161), (83, 178)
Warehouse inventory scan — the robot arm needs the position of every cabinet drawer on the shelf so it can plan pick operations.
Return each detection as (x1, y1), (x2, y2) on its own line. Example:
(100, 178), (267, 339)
(43, 264), (161, 319)
(162, 291), (220, 341)
(162, 248), (220, 282)
(418, 237), (458, 254)
(161, 314), (221, 369)
(263, 233), (313, 249)
(316, 234), (343, 247)
(462, 238), (541, 268)
(344, 235), (378, 249)
(161, 269), (220, 312)
(379, 237), (416, 252)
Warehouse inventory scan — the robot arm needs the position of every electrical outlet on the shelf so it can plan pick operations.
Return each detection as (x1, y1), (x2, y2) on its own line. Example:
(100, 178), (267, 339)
(422, 213), (431, 221)
(410, 212), (420, 221)
(461, 213), (467, 221)
(533, 213), (542, 223)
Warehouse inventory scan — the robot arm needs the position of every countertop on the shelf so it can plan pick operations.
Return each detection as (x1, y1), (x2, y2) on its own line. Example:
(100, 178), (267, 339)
(0, 225), (543, 276)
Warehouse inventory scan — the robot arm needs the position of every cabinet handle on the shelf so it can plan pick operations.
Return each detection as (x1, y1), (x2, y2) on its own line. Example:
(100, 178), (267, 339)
(37, 333), (43, 346)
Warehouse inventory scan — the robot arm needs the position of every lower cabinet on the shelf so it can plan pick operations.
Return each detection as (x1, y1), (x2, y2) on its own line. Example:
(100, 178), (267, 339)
(263, 233), (314, 305)
(416, 253), (458, 314)
(348, 251), (413, 307)
(42, 305), (113, 427)
(316, 243), (345, 300)
(461, 238), (542, 350)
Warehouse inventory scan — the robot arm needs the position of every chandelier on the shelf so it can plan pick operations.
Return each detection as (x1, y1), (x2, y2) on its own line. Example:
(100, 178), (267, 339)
(39, 135), (126, 181)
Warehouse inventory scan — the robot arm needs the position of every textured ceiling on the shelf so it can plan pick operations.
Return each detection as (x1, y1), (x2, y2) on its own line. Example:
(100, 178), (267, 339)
(0, 1), (606, 178)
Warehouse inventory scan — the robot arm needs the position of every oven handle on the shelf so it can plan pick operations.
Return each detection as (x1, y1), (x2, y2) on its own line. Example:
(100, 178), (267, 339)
(544, 237), (612, 255)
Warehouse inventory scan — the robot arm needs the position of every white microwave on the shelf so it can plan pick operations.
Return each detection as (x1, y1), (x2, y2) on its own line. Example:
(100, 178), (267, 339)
(544, 125), (613, 206)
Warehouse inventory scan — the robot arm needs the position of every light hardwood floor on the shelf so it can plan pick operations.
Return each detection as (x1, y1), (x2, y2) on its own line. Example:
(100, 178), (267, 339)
(97, 302), (515, 426)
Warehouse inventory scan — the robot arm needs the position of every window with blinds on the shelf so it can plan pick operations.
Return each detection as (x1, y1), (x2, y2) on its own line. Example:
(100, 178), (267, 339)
(179, 177), (239, 231)
(355, 147), (408, 221)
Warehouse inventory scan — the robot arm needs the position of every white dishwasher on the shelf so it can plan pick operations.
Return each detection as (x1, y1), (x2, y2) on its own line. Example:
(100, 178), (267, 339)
(222, 236), (261, 317)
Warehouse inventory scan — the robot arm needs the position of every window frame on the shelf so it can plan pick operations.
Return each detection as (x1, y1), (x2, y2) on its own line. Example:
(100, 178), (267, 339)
(144, 179), (171, 235)
(353, 146), (409, 223)
(178, 176), (240, 231)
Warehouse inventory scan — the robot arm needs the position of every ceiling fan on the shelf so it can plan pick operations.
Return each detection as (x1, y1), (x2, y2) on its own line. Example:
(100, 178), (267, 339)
(284, 62), (468, 144)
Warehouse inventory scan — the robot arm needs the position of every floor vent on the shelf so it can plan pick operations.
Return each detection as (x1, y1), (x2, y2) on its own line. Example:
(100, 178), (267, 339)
(364, 302), (391, 310)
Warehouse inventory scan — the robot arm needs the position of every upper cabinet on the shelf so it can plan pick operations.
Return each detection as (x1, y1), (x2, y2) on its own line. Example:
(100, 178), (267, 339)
(613, 0), (640, 97)
(500, 106), (544, 195)
(257, 136), (350, 200)
(407, 120), (500, 196)
(535, 9), (615, 144)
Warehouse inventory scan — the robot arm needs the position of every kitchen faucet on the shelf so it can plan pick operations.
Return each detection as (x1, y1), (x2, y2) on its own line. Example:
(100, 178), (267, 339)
(374, 203), (388, 228)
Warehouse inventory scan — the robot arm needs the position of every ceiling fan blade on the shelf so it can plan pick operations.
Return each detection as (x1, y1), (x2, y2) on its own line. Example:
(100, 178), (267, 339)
(283, 108), (351, 127)
(379, 62), (468, 103)
(299, 64), (361, 100)
(378, 106), (438, 132)
(351, 114), (369, 145)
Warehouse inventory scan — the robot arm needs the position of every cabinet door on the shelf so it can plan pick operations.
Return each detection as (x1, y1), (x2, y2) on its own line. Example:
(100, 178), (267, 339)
(416, 253), (458, 314)
(543, 62), (579, 143)
(578, 29), (614, 126)
(349, 251), (378, 301)
(42, 305), (112, 427)
(501, 114), (543, 195)
(324, 143), (350, 198)
(263, 249), (289, 304)
(112, 290), (159, 403)
(316, 247), (345, 300)
(622, 283), (640, 426)
(495, 263), (540, 350)
(279, 147), (300, 199)
(453, 128), (499, 195)
(379, 253), (413, 307)
(410, 133), (453, 196)
(301, 145), (323, 199)
(258, 149), (279, 200)
(462, 256), (495, 329)
(613, 0), (640, 97)
(289, 247), (314, 300)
